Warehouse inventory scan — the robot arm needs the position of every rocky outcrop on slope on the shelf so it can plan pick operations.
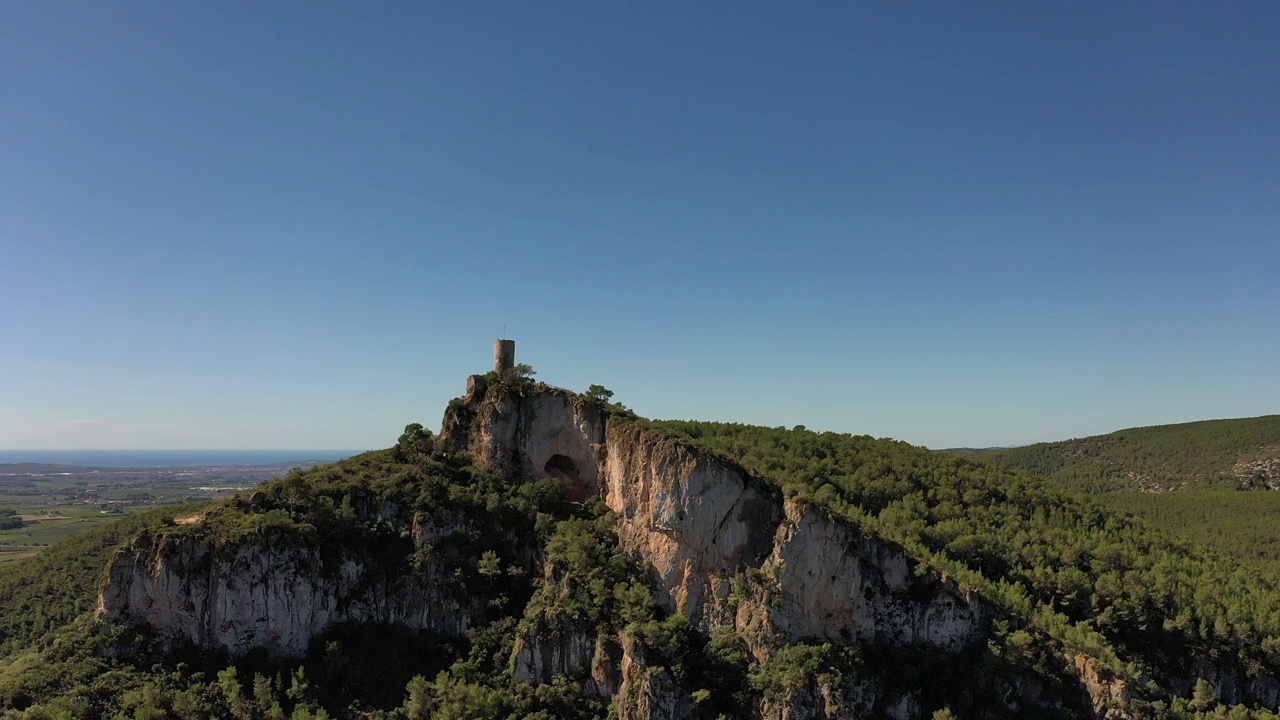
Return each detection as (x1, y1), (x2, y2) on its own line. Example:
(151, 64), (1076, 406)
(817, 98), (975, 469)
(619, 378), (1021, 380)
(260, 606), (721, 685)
(757, 673), (877, 720)
(440, 375), (606, 501)
(614, 633), (698, 720)
(601, 421), (782, 625)
(511, 616), (621, 697)
(439, 377), (992, 657)
(1074, 655), (1133, 720)
(760, 500), (988, 651)
(96, 507), (477, 659)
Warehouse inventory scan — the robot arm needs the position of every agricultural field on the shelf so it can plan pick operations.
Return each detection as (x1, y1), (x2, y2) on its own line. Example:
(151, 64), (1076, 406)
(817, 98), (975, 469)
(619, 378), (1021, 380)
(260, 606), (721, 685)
(0, 462), (319, 563)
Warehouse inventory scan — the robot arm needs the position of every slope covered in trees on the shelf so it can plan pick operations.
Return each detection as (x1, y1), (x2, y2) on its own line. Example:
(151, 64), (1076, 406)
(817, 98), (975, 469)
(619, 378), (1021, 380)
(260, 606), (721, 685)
(0, 505), (197, 656)
(652, 420), (1280, 702)
(4, 383), (1280, 718)
(0, 444), (628, 719)
(949, 415), (1280, 493)
(1098, 491), (1280, 584)
(939, 416), (1280, 586)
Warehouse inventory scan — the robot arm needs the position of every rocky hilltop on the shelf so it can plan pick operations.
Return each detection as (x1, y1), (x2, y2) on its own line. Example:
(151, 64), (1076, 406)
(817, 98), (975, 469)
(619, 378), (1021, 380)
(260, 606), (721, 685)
(437, 375), (990, 655)
(80, 375), (1280, 719)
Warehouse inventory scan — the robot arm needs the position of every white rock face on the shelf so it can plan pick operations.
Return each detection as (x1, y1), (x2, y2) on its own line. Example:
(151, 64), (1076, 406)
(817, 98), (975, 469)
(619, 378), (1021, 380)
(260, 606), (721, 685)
(97, 514), (474, 659)
(615, 634), (698, 720)
(602, 422), (780, 620)
(764, 500), (987, 651)
(443, 380), (606, 501)
(511, 618), (620, 697)
(443, 382), (771, 618)
(758, 674), (877, 720)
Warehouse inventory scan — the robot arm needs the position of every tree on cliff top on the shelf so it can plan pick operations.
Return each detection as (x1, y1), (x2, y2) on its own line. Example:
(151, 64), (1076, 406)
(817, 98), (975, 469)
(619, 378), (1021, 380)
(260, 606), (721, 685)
(584, 385), (613, 404)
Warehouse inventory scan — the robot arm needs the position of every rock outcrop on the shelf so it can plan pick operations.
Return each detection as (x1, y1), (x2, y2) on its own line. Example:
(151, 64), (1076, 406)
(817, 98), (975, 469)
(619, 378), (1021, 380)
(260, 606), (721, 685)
(759, 500), (988, 651)
(614, 634), (698, 720)
(1074, 655), (1133, 720)
(438, 377), (992, 657)
(441, 375), (606, 502)
(511, 617), (621, 697)
(96, 507), (476, 659)
(602, 421), (782, 626)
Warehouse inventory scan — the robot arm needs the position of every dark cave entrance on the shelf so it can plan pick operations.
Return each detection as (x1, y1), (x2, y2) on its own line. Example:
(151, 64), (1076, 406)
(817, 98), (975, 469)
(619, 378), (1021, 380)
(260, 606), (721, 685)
(543, 453), (594, 502)
(544, 454), (579, 478)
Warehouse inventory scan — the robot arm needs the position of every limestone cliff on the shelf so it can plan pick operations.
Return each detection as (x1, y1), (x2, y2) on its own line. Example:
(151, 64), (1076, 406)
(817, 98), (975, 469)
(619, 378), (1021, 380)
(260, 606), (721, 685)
(96, 505), (477, 659)
(614, 633), (698, 720)
(757, 499), (987, 651)
(511, 616), (620, 697)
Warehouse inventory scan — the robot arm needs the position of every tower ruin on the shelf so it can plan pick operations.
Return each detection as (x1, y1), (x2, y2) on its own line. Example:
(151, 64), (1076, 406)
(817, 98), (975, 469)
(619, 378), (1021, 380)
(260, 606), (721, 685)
(494, 339), (515, 375)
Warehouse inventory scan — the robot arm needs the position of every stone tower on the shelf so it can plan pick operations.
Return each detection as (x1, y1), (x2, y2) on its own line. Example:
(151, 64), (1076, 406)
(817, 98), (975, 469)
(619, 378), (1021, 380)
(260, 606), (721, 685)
(494, 339), (515, 375)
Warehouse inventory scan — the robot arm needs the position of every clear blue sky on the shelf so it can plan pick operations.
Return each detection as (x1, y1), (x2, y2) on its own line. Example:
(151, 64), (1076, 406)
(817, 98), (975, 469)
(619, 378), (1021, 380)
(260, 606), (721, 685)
(2, 3), (1277, 451)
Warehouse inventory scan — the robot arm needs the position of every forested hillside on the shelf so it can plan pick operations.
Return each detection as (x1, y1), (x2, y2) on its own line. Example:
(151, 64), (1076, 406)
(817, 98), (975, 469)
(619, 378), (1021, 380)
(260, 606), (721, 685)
(947, 415), (1280, 493)
(0, 505), (199, 656)
(939, 416), (1280, 585)
(1098, 492), (1280, 584)
(5, 383), (1280, 718)
(654, 419), (1280, 708)
(0, 444), (628, 719)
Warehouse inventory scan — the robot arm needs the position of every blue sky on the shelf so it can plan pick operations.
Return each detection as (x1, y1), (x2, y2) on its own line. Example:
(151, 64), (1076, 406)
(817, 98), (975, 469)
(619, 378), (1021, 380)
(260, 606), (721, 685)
(2, 3), (1277, 451)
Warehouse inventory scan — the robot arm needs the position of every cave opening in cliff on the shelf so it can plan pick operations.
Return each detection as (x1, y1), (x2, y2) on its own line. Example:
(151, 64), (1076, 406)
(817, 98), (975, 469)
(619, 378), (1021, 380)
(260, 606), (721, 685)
(544, 454), (579, 479)
(543, 454), (594, 502)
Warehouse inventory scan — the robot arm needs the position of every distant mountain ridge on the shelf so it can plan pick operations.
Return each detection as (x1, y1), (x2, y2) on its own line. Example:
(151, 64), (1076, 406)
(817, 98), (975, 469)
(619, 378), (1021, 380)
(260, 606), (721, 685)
(935, 446), (1016, 458)
(947, 415), (1280, 493)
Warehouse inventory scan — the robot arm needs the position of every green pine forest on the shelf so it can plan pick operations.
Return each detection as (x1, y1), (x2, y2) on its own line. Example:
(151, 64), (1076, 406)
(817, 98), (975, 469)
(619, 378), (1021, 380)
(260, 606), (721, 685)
(950, 416), (1280, 493)
(941, 415), (1280, 583)
(1093, 492), (1280, 585)
(654, 421), (1280, 698)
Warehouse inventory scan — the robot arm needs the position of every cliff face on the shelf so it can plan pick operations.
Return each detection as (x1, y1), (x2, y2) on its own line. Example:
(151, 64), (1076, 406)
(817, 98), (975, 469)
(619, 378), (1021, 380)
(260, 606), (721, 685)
(511, 617), (620, 697)
(441, 375), (606, 501)
(602, 421), (781, 625)
(96, 507), (476, 659)
(761, 500), (985, 651)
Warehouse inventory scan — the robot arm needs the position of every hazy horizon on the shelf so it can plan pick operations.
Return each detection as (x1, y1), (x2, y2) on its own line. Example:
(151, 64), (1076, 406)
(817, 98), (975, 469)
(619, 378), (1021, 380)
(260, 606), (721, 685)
(0, 449), (361, 467)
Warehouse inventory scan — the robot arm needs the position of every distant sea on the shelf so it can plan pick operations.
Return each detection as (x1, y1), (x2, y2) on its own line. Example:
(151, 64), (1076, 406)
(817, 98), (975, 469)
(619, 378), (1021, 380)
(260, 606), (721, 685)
(0, 450), (360, 467)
